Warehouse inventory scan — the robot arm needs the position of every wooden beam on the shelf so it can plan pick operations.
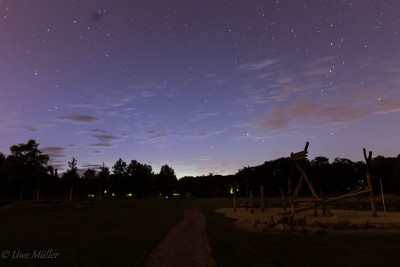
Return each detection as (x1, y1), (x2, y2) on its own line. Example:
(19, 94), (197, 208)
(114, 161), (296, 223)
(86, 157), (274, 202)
(293, 161), (320, 200)
(292, 198), (322, 203)
(290, 151), (308, 161)
(292, 174), (304, 199)
(324, 189), (370, 204)
(304, 141), (309, 152)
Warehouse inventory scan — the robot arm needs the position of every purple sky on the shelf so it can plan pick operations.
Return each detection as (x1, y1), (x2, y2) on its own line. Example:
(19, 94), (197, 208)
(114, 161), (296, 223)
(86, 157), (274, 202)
(1, 1), (400, 177)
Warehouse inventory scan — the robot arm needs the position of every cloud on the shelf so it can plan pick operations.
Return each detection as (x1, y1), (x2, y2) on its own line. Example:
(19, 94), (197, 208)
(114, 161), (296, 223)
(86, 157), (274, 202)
(91, 129), (107, 133)
(42, 146), (65, 158)
(265, 101), (372, 130)
(57, 115), (99, 123)
(189, 111), (219, 122)
(89, 143), (113, 147)
(377, 99), (400, 114)
(26, 126), (38, 132)
(93, 134), (119, 142)
(238, 58), (279, 71)
(145, 129), (168, 139)
(140, 90), (156, 98)
(266, 107), (289, 129)
(41, 146), (66, 170)
(80, 163), (103, 170)
(196, 130), (223, 138)
(239, 55), (400, 132)
(191, 157), (212, 161)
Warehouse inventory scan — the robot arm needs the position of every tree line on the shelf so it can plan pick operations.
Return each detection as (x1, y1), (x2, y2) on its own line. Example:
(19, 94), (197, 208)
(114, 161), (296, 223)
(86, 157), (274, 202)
(0, 140), (177, 202)
(1, 139), (400, 202)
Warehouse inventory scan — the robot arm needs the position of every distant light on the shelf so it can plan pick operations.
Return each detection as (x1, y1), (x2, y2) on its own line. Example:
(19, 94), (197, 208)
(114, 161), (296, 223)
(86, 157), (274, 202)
(104, 190), (107, 194)
(230, 186), (239, 195)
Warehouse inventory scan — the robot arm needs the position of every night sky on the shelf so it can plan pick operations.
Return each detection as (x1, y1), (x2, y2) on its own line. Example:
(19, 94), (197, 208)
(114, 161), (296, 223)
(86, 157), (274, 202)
(1, 1), (400, 177)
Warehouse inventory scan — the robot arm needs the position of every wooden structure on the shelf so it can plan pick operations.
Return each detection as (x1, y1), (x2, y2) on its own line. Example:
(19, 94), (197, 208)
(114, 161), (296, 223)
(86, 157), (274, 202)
(285, 142), (377, 218)
(289, 142), (322, 217)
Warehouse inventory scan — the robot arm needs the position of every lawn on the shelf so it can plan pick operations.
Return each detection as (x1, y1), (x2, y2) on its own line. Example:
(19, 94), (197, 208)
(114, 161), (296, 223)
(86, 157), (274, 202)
(0, 199), (188, 267)
(204, 209), (400, 267)
(1, 198), (400, 267)
(202, 197), (400, 267)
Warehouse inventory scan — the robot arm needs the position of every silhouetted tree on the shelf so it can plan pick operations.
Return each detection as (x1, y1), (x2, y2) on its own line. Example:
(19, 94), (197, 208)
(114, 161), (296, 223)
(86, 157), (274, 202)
(0, 152), (6, 196)
(0, 152), (5, 166)
(96, 163), (109, 200)
(155, 164), (177, 196)
(391, 155), (400, 194)
(83, 169), (96, 180)
(126, 160), (154, 196)
(310, 156), (331, 195)
(7, 140), (49, 201)
(81, 168), (96, 196)
(62, 157), (80, 201)
(327, 158), (357, 194)
(111, 158), (128, 196)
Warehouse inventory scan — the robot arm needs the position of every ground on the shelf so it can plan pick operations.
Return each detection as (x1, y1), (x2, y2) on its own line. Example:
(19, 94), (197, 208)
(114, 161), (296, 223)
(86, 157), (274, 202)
(143, 209), (217, 267)
(143, 205), (400, 266)
(215, 207), (400, 233)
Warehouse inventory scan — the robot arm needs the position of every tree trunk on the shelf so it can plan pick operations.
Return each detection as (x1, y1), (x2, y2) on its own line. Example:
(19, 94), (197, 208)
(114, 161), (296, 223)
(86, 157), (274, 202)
(19, 180), (25, 203)
(233, 192), (237, 213)
(261, 186), (265, 212)
(250, 191), (254, 214)
(364, 149), (377, 217)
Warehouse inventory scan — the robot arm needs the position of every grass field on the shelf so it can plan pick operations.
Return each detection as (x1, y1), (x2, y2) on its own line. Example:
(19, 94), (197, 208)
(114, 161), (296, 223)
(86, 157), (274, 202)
(1, 198), (400, 267)
(0, 200), (189, 267)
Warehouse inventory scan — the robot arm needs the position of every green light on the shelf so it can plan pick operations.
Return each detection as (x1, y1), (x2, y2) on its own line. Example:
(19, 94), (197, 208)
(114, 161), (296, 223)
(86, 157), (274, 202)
(172, 193), (180, 197)
(230, 185), (239, 194)
(126, 193), (133, 197)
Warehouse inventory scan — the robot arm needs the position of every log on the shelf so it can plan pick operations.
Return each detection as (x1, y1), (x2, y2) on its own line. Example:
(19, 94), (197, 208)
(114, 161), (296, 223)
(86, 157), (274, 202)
(364, 148), (377, 217)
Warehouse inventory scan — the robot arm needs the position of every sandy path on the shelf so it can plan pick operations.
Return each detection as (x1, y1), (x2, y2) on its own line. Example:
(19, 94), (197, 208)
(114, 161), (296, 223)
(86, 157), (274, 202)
(143, 209), (217, 267)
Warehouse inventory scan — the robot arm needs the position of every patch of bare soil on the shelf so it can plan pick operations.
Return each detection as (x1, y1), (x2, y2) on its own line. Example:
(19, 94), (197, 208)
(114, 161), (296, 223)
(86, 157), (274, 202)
(143, 209), (217, 267)
(215, 207), (400, 234)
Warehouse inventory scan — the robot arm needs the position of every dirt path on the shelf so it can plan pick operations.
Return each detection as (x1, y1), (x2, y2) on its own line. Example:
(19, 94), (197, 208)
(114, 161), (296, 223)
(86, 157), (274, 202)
(143, 209), (217, 267)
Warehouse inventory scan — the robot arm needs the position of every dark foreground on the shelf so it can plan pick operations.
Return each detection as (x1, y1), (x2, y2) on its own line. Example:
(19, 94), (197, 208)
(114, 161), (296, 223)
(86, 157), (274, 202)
(1, 198), (400, 267)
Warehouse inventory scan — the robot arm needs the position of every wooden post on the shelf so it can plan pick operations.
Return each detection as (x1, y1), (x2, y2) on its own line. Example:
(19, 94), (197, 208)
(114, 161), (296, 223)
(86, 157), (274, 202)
(261, 186), (265, 212)
(364, 148), (377, 217)
(233, 191), (237, 212)
(19, 181), (25, 203)
(322, 202), (326, 215)
(279, 187), (286, 213)
(250, 191), (254, 214)
(291, 203), (295, 219)
(313, 202), (318, 217)
(245, 177), (249, 211)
